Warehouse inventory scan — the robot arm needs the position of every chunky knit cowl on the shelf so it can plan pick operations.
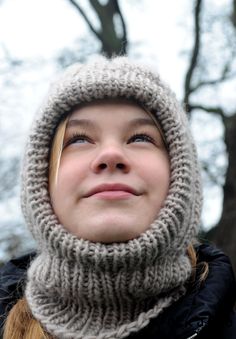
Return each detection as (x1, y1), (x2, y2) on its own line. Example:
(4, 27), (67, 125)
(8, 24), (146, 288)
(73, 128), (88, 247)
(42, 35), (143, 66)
(21, 57), (202, 339)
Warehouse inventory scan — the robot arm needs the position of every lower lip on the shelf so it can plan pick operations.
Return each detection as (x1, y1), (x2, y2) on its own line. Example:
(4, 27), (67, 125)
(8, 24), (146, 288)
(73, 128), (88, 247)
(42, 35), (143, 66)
(91, 191), (135, 200)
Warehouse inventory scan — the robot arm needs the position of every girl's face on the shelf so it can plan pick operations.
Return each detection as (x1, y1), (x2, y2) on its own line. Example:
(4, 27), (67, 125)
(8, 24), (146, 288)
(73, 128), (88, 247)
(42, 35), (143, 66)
(50, 101), (170, 243)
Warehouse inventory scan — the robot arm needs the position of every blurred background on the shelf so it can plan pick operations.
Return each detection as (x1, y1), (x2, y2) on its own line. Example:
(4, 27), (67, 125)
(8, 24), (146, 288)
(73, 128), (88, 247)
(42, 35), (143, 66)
(0, 0), (236, 271)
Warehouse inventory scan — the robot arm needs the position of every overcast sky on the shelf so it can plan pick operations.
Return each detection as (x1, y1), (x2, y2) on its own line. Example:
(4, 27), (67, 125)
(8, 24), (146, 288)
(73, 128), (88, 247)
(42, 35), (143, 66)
(0, 0), (194, 95)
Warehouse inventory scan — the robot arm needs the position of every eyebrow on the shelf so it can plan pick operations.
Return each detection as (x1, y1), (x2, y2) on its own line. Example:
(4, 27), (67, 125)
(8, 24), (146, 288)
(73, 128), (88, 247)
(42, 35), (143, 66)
(66, 117), (156, 129)
(128, 118), (157, 128)
(66, 119), (95, 129)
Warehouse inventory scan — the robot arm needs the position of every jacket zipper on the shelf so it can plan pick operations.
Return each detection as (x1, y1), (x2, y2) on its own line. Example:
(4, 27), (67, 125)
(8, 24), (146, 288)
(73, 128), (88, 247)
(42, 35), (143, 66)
(185, 333), (197, 339)
(184, 319), (208, 338)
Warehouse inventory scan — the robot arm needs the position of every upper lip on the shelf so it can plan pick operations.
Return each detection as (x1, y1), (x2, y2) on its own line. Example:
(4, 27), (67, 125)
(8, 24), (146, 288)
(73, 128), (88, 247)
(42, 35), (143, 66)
(84, 183), (140, 197)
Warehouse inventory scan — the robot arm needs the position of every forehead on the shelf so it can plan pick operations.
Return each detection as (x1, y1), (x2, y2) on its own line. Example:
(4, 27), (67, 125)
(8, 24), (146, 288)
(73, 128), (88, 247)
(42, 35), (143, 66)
(68, 99), (155, 126)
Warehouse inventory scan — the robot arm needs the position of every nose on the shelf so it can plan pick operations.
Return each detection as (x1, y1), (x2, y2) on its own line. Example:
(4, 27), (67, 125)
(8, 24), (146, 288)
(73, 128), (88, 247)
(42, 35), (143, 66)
(90, 143), (131, 174)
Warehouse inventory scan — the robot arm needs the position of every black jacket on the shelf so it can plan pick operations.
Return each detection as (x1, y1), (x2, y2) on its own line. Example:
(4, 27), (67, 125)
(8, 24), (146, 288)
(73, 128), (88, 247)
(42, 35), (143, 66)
(0, 244), (236, 339)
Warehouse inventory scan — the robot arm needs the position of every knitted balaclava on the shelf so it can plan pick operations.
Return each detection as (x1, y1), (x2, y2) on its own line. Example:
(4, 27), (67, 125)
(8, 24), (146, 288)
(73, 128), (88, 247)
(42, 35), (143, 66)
(21, 56), (202, 339)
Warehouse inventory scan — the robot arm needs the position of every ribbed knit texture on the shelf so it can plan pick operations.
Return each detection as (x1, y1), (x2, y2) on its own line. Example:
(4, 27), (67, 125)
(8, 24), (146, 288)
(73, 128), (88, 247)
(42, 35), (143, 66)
(21, 56), (202, 339)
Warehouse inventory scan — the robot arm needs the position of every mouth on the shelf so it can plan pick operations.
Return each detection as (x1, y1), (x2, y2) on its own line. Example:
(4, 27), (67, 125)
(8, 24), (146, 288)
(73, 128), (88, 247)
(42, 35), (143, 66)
(84, 183), (140, 199)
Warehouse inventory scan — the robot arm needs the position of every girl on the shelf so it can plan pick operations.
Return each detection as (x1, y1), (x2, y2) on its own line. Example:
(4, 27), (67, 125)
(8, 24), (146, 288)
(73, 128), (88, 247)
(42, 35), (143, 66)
(1, 57), (236, 338)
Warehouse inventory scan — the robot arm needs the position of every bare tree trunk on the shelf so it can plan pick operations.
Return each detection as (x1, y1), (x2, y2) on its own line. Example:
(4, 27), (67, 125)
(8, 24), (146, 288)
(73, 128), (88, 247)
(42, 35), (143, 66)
(184, 0), (202, 112)
(212, 114), (236, 272)
(232, 0), (236, 27)
(68, 0), (127, 57)
(183, 0), (236, 273)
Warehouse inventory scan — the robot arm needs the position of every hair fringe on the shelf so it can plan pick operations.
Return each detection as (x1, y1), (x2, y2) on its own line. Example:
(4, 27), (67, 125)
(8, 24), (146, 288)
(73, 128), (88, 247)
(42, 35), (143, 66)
(48, 116), (68, 191)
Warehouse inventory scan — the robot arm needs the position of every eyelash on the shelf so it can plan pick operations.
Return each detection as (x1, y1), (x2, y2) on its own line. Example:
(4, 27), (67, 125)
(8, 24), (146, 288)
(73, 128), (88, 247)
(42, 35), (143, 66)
(64, 131), (156, 147)
(63, 133), (91, 147)
(128, 133), (155, 144)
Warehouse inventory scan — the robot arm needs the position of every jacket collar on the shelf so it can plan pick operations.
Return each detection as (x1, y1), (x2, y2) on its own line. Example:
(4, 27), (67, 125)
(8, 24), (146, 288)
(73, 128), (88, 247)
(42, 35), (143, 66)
(134, 244), (236, 339)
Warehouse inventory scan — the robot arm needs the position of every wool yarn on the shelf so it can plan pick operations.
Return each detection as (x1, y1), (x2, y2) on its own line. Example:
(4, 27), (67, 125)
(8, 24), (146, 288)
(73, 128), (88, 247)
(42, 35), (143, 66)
(21, 56), (202, 338)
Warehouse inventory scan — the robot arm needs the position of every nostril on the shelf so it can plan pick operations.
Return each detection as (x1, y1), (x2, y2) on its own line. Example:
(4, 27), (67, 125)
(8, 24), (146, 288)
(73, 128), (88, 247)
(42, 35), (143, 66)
(99, 163), (107, 170)
(117, 163), (125, 169)
(97, 163), (125, 170)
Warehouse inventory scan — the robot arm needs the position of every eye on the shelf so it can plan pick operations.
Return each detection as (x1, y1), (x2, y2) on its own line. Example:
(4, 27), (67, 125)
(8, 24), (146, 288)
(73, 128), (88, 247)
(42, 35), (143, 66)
(63, 133), (92, 148)
(128, 133), (155, 144)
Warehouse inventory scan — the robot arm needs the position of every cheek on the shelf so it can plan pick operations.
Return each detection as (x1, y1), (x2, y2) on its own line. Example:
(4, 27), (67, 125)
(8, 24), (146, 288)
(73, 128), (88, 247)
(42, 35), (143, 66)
(60, 153), (89, 180)
(51, 155), (89, 203)
(140, 153), (170, 188)
(159, 157), (170, 186)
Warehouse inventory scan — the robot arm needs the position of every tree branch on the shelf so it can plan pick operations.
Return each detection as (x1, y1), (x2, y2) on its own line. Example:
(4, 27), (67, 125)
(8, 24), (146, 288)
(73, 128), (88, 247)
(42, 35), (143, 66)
(192, 73), (236, 90)
(68, 0), (102, 41)
(89, 0), (103, 16)
(184, 0), (202, 110)
(0, 43), (23, 67)
(189, 104), (226, 120)
(202, 161), (223, 186)
(113, 0), (128, 49)
(191, 62), (236, 91)
(67, 0), (127, 56)
(92, 0), (127, 44)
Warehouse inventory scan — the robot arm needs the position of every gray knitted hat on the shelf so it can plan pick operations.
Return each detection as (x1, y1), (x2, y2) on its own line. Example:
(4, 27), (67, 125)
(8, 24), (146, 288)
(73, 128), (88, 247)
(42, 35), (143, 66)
(21, 56), (202, 339)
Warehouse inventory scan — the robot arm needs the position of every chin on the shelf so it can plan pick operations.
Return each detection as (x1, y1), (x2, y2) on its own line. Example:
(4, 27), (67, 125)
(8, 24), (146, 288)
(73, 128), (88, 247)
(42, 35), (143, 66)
(89, 234), (137, 244)
(78, 226), (140, 244)
(66, 215), (148, 243)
